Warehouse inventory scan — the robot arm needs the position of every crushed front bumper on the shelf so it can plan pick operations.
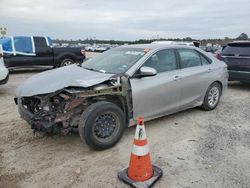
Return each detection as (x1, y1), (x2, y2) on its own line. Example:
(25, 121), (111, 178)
(16, 98), (57, 133)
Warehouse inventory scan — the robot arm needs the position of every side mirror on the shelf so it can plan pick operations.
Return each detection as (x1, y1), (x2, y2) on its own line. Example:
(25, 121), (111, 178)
(139, 66), (157, 77)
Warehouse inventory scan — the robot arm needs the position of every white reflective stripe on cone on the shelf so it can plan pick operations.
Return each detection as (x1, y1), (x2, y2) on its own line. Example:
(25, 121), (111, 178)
(134, 125), (147, 140)
(132, 144), (149, 156)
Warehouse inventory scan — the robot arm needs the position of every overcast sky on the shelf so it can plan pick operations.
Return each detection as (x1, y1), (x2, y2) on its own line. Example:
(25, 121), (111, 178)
(1, 0), (249, 40)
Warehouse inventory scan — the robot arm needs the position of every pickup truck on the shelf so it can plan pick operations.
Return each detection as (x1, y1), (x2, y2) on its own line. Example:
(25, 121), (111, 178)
(0, 36), (86, 68)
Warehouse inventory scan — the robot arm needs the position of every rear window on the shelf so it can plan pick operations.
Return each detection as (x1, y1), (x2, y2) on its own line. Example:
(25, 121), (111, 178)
(222, 43), (250, 56)
(34, 37), (47, 48)
(14, 36), (33, 53)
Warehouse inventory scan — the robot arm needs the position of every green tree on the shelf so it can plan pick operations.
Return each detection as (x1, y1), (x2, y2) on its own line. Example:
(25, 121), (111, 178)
(236, 33), (248, 40)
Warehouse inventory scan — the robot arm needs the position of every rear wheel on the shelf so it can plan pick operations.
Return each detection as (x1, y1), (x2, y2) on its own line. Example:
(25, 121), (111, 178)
(60, 58), (74, 67)
(78, 101), (126, 150)
(201, 82), (222, 111)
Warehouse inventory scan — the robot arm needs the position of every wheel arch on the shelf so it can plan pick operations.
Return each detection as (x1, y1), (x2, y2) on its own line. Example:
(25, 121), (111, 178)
(54, 52), (77, 67)
(88, 95), (129, 124)
(60, 54), (76, 61)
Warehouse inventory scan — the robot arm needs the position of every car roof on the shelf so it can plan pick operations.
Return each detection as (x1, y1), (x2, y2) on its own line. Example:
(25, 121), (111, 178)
(229, 40), (250, 44)
(118, 43), (196, 50)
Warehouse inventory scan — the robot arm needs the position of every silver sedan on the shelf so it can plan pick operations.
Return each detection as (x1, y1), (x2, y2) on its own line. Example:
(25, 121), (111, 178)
(15, 44), (228, 150)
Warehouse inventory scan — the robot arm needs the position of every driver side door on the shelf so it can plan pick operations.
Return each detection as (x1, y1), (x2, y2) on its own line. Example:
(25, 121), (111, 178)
(130, 49), (182, 120)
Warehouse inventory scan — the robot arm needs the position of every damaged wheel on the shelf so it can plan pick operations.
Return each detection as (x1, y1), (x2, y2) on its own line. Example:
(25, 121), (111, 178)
(79, 101), (125, 150)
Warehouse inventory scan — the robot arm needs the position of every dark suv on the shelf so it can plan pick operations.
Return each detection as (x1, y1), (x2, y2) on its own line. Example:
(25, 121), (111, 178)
(220, 41), (250, 83)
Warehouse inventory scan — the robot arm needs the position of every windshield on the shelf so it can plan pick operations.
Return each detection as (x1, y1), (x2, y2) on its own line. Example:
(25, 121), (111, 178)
(222, 43), (250, 56)
(82, 47), (146, 74)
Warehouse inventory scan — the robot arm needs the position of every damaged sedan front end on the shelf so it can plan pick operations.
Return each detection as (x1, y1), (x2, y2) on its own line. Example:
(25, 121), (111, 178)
(15, 47), (148, 150)
(15, 70), (130, 136)
(14, 47), (149, 150)
(16, 90), (86, 134)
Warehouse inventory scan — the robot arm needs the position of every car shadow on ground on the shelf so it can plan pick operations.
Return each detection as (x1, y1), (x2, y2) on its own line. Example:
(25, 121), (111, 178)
(9, 67), (52, 74)
(228, 81), (250, 91)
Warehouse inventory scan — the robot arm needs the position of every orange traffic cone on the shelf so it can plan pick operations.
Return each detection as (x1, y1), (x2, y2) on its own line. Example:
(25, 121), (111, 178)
(118, 116), (163, 188)
(128, 116), (153, 181)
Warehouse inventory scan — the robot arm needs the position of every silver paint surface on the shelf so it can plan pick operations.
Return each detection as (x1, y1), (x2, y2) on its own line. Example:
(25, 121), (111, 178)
(16, 64), (115, 97)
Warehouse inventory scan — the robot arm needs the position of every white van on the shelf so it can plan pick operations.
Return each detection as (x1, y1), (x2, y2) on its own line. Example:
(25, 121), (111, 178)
(0, 45), (9, 85)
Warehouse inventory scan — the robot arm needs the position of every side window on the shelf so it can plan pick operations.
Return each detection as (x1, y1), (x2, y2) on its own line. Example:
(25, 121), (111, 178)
(14, 36), (33, 53)
(200, 54), (211, 65)
(0, 38), (13, 52)
(178, 49), (202, 68)
(34, 37), (47, 48)
(143, 49), (177, 73)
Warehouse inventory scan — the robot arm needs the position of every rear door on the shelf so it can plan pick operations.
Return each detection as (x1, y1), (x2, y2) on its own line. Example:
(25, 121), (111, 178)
(177, 48), (212, 109)
(130, 49), (182, 120)
(31, 37), (53, 66)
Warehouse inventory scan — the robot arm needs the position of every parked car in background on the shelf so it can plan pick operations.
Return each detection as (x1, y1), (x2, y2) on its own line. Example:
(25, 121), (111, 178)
(85, 45), (110, 52)
(0, 45), (9, 85)
(15, 44), (228, 150)
(199, 45), (207, 51)
(85, 46), (96, 52)
(0, 36), (86, 69)
(214, 48), (222, 59)
(152, 40), (201, 47)
(95, 46), (110, 52)
(219, 41), (250, 83)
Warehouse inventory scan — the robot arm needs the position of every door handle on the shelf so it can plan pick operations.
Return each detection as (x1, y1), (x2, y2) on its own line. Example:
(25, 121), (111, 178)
(173, 75), (182, 81)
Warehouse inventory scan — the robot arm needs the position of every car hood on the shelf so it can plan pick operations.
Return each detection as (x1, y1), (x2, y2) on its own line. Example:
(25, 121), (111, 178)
(16, 64), (115, 97)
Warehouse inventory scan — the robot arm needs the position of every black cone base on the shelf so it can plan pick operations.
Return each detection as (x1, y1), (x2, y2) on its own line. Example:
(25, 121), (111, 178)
(118, 165), (163, 188)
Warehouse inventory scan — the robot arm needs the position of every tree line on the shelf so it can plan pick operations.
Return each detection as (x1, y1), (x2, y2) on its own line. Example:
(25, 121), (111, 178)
(54, 33), (249, 46)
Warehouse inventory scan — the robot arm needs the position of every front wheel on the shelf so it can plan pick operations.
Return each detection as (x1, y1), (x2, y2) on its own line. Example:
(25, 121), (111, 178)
(78, 101), (126, 150)
(201, 82), (222, 111)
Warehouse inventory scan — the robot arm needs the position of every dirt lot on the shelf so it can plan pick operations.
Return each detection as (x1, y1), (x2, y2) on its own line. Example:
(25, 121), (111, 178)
(0, 54), (250, 188)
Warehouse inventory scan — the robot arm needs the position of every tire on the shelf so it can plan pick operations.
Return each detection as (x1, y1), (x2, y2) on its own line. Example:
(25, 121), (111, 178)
(60, 58), (74, 67)
(78, 101), (126, 150)
(201, 82), (222, 111)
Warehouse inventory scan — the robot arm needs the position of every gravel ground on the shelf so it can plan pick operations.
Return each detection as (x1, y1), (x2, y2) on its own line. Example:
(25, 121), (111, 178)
(0, 53), (250, 188)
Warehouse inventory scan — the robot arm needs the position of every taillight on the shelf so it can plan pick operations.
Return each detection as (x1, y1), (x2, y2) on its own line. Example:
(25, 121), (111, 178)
(81, 49), (86, 56)
(214, 53), (221, 60)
